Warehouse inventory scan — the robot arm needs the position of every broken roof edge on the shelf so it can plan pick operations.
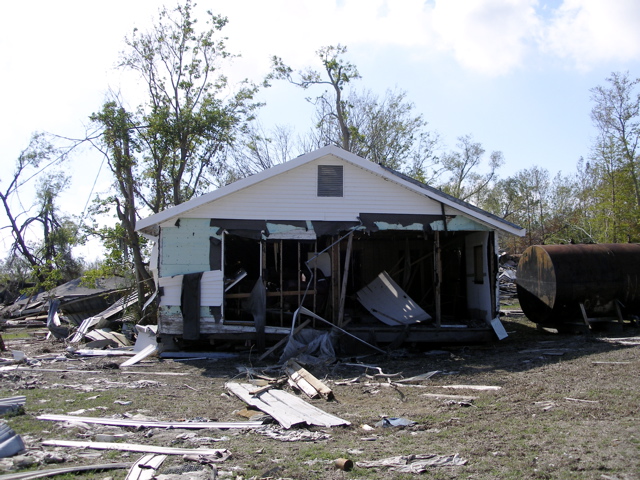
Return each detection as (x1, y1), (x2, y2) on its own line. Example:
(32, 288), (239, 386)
(135, 145), (526, 238)
(378, 165), (526, 237)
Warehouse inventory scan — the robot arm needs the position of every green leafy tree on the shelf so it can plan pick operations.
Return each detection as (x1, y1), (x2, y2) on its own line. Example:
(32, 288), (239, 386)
(0, 134), (82, 293)
(88, 1), (261, 302)
(588, 71), (640, 242)
(121, 0), (261, 211)
(267, 45), (439, 178)
(439, 135), (503, 203)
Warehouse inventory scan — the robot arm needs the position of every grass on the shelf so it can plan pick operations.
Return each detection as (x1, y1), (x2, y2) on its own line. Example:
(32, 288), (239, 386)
(1, 317), (639, 479)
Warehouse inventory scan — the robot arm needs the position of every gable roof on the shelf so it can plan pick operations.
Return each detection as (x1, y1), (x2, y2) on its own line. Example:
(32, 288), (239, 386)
(136, 145), (525, 237)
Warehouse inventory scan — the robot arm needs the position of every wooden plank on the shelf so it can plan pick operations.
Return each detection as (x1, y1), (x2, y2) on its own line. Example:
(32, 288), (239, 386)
(421, 393), (478, 401)
(126, 454), (167, 480)
(338, 232), (353, 328)
(439, 385), (501, 391)
(41, 439), (232, 457)
(284, 359), (333, 400)
(37, 414), (262, 430)
(226, 382), (349, 429)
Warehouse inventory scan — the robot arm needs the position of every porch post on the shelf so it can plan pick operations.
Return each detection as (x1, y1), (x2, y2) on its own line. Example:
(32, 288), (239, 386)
(434, 231), (442, 328)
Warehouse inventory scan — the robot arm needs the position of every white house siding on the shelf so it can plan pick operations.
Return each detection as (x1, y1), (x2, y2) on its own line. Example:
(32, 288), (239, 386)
(175, 156), (448, 222)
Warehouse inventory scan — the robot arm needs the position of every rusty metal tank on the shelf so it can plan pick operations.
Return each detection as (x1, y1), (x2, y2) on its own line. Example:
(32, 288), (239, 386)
(516, 244), (640, 326)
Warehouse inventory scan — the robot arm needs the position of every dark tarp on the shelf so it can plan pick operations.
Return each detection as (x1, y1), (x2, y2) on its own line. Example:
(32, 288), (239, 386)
(211, 219), (308, 238)
(181, 272), (203, 340)
(211, 219), (266, 239)
(244, 278), (266, 351)
(310, 221), (361, 237)
(209, 237), (222, 270)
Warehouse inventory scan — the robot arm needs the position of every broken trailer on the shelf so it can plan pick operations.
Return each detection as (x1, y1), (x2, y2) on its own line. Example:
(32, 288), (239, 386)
(136, 146), (525, 351)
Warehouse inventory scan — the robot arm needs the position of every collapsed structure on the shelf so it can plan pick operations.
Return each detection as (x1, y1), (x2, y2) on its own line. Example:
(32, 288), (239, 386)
(136, 146), (525, 350)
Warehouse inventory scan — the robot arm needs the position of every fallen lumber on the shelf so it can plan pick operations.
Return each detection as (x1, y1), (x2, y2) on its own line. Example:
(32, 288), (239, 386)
(439, 385), (502, 391)
(226, 382), (350, 429)
(421, 393), (478, 401)
(0, 462), (131, 480)
(37, 414), (262, 430)
(41, 439), (232, 457)
(0, 366), (188, 376)
(284, 359), (333, 400)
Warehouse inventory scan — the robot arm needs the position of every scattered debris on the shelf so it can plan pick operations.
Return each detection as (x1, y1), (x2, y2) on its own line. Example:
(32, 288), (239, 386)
(0, 397), (25, 417)
(519, 349), (567, 356)
(0, 422), (25, 458)
(41, 439), (232, 457)
(395, 371), (440, 384)
(159, 352), (237, 360)
(126, 454), (167, 480)
(357, 271), (432, 325)
(421, 393), (478, 402)
(334, 458), (353, 471)
(356, 453), (468, 472)
(37, 414), (262, 430)
(121, 344), (158, 367)
(226, 382), (350, 429)
(375, 417), (416, 428)
(0, 462), (131, 480)
(534, 401), (556, 412)
(254, 425), (331, 442)
(565, 397), (599, 404)
(284, 359), (333, 400)
(598, 337), (640, 346)
(439, 385), (502, 391)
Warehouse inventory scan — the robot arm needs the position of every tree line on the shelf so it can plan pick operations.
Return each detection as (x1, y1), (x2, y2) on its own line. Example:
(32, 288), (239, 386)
(1, 1), (638, 312)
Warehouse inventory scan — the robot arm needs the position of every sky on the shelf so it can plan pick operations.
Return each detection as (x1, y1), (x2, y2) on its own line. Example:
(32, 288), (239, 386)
(1, 0), (640, 260)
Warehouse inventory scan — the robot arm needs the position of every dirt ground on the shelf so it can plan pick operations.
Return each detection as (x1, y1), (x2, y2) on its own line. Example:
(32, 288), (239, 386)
(0, 314), (639, 480)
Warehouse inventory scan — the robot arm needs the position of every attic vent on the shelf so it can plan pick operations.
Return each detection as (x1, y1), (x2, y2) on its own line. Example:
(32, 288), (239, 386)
(317, 165), (343, 197)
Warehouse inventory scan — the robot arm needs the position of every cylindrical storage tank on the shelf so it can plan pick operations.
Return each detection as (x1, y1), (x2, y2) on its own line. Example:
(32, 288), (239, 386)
(516, 244), (640, 326)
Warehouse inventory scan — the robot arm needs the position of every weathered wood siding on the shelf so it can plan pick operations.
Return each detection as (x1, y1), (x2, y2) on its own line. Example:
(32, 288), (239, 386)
(171, 156), (448, 221)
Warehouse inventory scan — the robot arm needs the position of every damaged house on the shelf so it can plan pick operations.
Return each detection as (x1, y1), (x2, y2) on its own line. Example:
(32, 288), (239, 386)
(136, 146), (525, 351)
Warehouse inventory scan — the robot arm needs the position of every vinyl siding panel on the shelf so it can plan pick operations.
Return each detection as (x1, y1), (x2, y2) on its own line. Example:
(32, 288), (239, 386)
(177, 158), (445, 221)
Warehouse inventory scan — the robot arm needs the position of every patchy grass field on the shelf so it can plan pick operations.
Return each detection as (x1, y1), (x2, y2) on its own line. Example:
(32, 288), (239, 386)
(0, 314), (639, 479)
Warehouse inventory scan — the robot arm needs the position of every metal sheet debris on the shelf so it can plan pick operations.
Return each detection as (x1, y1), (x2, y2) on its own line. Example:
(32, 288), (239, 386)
(0, 422), (25, 458)
(126, 454), (167, 480)
(41, 439), (232, 457)
(357, 271), (432, 325)
(0, 396), (25, 416)
(37, 414), (262, 430)
(226, 382), (350, 429)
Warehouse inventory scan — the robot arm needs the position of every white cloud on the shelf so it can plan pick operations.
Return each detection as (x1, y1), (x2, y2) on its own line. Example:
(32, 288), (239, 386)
(543, 0), (640, 69)
(427, 0), (542, 76)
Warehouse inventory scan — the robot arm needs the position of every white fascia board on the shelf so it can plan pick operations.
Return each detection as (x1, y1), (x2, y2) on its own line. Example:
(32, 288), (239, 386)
(136, 144), (525, 237)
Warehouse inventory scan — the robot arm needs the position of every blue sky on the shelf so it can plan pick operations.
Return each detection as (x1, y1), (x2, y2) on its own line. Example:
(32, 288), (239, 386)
(1, 0), (640, 258)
